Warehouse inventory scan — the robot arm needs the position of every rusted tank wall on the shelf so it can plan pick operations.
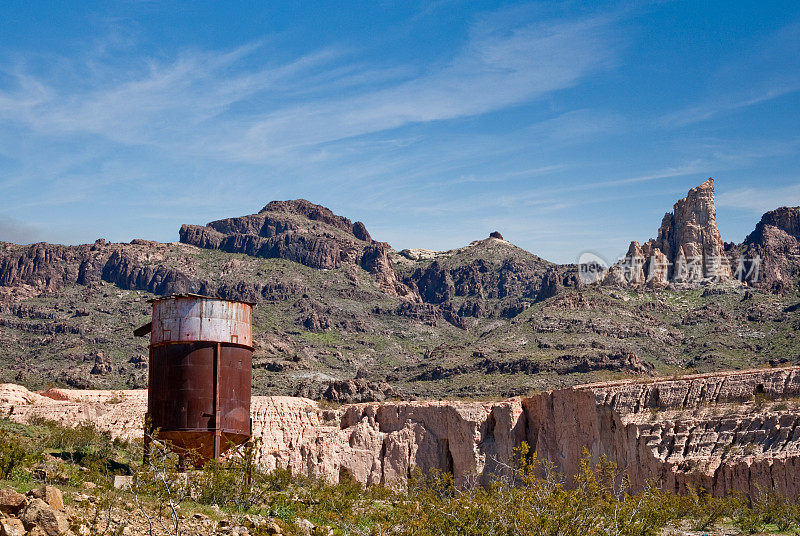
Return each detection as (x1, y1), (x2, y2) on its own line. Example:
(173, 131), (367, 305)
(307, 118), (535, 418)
(145, 295), (254, 463)
(150, 296), (252, 347)
(148, 343), (252, 434)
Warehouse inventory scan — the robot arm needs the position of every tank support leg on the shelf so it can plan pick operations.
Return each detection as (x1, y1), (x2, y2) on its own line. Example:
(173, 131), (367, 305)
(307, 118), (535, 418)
(213, 432), (221, 461)
(143, 414), (152, 465)
(213, 342), (222, 462)
(245, 418), (253, 486)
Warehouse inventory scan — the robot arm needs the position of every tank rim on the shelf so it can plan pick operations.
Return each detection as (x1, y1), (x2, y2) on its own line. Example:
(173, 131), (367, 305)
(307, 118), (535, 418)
(149, 340), (254, 351)
(147, 293), (256, 306)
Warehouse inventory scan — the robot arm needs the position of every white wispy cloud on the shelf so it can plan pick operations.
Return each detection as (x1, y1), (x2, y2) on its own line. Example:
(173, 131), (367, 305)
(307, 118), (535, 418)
(660, 85), (800, 128)
(226, 15), (621, 160)
(0, 10), (622, 164)
(717, 183), (800, 213)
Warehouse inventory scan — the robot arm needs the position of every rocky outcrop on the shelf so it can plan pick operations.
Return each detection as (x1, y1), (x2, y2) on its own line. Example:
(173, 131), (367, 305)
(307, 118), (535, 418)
(20, 498), (71, 536)
(400, 238), (569, 321)
(0, 241), (109, 296)
(654, 179), (731, 279)
(0, 241), (207, 303)
(179, 199), (415, 299)
(605, 179), (733, 287)
(739, 206), (800, 293)
(89, 352), (112, 375)
(101, 249), (207, 295)
(0, 489), (26, 515)
(5, 366), (800, 499)
(0, 485), (71, 536)
(412, 351), (651, 380)
(0, 200), (418, 306)
(526, 367), (800, 498)
(294, 378), (399, 403)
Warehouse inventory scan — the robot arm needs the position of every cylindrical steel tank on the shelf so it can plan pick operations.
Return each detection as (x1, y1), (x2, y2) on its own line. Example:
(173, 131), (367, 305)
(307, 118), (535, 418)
(137, 294), (253, 466)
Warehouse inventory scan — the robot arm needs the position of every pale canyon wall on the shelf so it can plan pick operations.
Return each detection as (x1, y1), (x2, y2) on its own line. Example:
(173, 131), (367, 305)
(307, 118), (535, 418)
(3, 366), (800, 498)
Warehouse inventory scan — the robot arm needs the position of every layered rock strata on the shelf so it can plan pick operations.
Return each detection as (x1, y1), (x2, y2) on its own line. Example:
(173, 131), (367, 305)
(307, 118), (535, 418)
(5, 366), (800, 498)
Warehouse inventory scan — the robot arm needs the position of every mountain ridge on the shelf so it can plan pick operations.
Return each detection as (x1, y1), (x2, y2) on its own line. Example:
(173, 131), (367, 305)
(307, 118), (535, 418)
(2, 179), (800, 399)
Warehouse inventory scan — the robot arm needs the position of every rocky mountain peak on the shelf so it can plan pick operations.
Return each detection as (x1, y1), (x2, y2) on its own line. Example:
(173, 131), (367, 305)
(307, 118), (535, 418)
(606, 178), (732, 287)
(179, 200), (415, 299)
(259, 199), (346, 230)
(257, 199), (373, 243)
(746, 206), (800, 244)
(739, 206), (800, 293)
(654, 178), (725, 260)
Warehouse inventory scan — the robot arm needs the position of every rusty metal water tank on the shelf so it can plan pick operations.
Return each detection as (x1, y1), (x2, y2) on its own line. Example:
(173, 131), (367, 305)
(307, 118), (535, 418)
(134, 294), (253, 465)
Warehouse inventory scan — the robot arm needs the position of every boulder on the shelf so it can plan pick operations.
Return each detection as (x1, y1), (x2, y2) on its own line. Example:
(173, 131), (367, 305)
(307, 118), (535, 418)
(295, 518), (314, 536)
(264, 519), (282, 535)
(113, 475), (133, 490)
(28, 486), (63, 510)
(0, 488), (26, 515)
(0, 517), (25, 536)
(89, 353), (112, 375)
(20, 498), (71, 536)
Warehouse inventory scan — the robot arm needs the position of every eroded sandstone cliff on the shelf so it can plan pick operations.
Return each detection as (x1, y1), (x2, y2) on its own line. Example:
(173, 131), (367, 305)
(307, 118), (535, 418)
(5, 367), (799, 499)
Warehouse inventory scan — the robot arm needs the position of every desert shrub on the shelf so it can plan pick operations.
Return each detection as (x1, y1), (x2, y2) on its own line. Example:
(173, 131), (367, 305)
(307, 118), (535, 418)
(269, 500), (296, 523)
(26, 416), (116, 466)
(262, 467), (293, 492)
(193, 440), (267, 512)
(762, 492), (800, 531)
(0, 430), (26, 479)
(387, 444), (676, 536)
(47, 421), (115, 461)
(131, 437), (190, 536)
(731, 501), (763, 534)
(743, 487), (800, 532)
(674, 486), (731, 530)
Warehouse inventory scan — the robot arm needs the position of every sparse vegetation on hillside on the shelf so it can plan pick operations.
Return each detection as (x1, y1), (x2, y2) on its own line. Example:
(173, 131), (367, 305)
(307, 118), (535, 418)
(2, 195), (800, 400)
(2, 247), (800, 400)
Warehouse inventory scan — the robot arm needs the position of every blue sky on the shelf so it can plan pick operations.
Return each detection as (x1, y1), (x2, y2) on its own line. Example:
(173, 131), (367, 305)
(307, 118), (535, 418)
(0, 1), (799, 263)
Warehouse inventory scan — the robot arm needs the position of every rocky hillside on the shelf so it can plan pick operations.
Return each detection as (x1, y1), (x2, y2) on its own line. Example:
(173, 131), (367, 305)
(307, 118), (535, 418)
(1, 182), (800, 399)
(5, 366), (800, 498)
(179, 199), (415, 299)
(738, 206), (800, 293)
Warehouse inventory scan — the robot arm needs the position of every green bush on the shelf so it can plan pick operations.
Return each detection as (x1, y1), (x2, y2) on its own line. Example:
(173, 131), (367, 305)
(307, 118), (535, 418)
(745, 487), (800, 532)
(193, 441), (266, 512)
(46, 421), (115, 461)
(674, 486), (738, 530)
(0, 430), (26, 479)
(385, 445), (677, 536)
